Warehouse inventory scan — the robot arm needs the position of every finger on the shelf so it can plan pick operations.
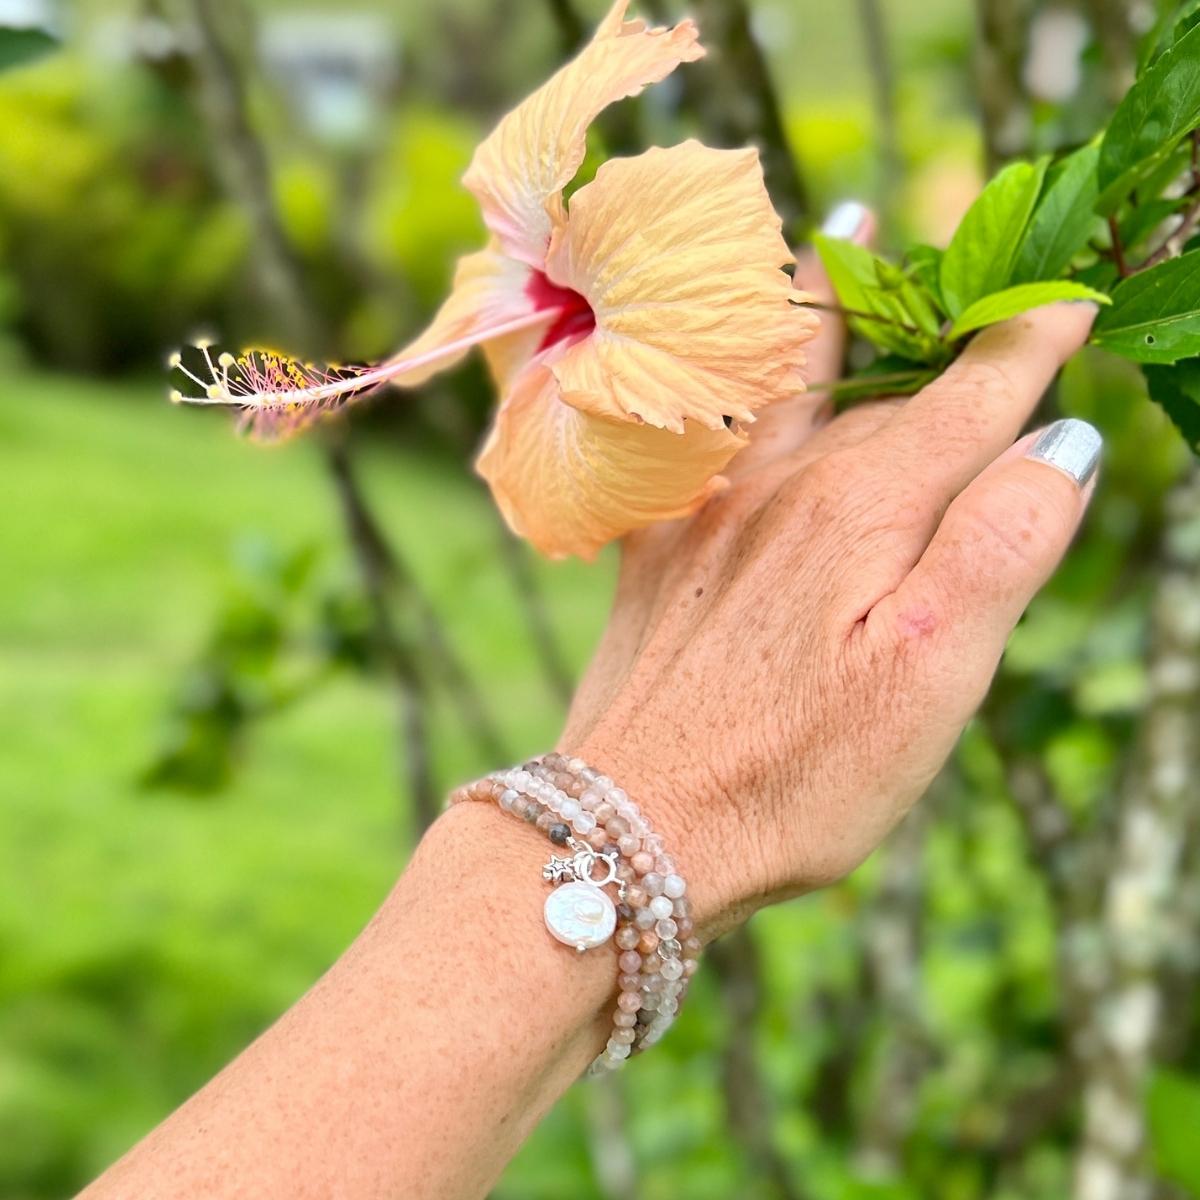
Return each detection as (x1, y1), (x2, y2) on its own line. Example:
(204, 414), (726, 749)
(863, 418), (1102, 710)
(862, 301), (1098, 502)
(731, 203), (874, 478)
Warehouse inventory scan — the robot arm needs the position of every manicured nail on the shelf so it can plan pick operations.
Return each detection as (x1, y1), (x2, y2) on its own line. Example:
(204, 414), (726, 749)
(1027, 418), (1102, 487)
(822, 201), (869, 241)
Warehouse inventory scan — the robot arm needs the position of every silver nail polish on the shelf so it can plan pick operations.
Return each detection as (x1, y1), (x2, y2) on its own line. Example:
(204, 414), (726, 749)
(821, 201), (868, 240)
(1027, 418), (1102, 486)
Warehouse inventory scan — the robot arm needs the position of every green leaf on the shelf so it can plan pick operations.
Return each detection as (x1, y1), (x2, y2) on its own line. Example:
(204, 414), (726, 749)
(1119, 196), (1190, 252)
(0, 25), (56, 71)
(813, 234), (942, 361)
(1143, 360), (1200, 450)
(940, 159), (1047, 317)
(1097, 19), (1200, 214)
(1147, 1069), (1200, 1191)
(1091, 248), (1200, 362)
(947, 283), (1110, 339)
(906, 244), (945, 311)
(1012, 143), (1101, 282)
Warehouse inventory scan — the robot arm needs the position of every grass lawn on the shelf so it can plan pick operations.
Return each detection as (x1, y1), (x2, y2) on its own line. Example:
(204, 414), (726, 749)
(0, 369), (611, 1194)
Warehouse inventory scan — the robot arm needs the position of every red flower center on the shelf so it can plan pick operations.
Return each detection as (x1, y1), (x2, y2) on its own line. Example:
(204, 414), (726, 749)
(527, 271), (595, 352)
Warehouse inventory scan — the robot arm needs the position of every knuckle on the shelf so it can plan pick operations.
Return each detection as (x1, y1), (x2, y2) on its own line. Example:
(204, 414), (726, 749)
(942, 356), (1017, 410)
(956, 474), (1071, 574)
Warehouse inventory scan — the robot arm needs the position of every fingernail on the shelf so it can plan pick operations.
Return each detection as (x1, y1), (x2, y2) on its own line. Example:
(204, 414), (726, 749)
(822, 201), (869, 241)
(1026, 418), (1102, 487)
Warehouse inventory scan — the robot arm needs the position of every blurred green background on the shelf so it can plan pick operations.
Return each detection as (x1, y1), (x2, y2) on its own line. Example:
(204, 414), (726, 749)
(2, 1), (1199, 1198)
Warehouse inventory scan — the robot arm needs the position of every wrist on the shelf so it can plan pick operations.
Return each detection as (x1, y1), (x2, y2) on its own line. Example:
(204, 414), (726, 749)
(557, 731), (758, 943)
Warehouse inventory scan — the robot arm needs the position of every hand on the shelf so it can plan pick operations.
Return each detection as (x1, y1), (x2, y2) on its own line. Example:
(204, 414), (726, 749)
(560, 207), (1100, 940)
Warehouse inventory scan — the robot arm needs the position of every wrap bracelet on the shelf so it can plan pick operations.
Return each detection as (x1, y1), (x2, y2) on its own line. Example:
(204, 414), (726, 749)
(449, 754), (701, 1073)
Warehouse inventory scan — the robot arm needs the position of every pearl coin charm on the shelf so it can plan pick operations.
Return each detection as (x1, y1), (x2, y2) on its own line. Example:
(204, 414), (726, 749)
(544, 881), (617, 951)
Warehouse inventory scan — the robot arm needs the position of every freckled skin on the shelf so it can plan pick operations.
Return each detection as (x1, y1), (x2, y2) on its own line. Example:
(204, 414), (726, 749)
(79, 263), (1098, 1200)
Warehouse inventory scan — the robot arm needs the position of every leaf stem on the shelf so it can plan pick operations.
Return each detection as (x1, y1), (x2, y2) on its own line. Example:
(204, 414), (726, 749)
(1139, 130), (1200, 270)
(1108, 215), (1132, 278)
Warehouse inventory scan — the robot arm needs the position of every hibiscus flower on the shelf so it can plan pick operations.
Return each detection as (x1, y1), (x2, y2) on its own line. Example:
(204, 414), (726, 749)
(172, 1), (817, 558)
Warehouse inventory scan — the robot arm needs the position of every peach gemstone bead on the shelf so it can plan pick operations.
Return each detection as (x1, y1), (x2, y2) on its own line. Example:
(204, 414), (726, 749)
(630, 851), (655, 875)
(618, 834), (641, 858)
(625, 886), (648, 910)
(618, 950), (643, 974)
(638, 930), (660, 955)
(617, 991), (642, 1013)
(615, 926), (640, 951)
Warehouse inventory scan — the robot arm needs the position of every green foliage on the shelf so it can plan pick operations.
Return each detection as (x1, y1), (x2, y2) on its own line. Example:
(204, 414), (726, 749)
(1143, 359), (1200, 449)
(1097, 20), (1200, 213)
(0, 26), (56, 72)
(1092, 249), (1200, 362)
(947, 283), (1109, 340)
(940, 159), (1047, 316)
(1147, 1069), (1200, 1192)
(819, 8), (1200, 457)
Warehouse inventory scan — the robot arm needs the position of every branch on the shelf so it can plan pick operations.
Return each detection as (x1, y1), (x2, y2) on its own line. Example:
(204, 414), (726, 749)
(856, 0), (902, 233)
(1108, 215), (1132, 278)
(709, 926), (811, 1200)
(1072, 465), (1200, 1200)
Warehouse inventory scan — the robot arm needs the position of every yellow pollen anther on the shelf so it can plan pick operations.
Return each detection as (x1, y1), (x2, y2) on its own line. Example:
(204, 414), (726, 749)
(167, 352), (182, 368)
(168, 389), (184, 404)
(219, 352), (235, 368)
(206, 383), (224, 399)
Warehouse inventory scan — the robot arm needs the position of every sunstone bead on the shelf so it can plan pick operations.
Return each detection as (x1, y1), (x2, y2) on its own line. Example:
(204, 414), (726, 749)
(618, 834), (640, 857)
(606, 816), (630, 838)
(650, 895), (674, 919)
(625, 885), (648, 909)
(630, 851), (655, 875)
(593, 801), (616, 824)
(637, 930), (659, 955)
(663, 874), (687, 899)
(617, 990), (642, 1013)
(535, 811), (555, 832)
(618, 972), (641, 991)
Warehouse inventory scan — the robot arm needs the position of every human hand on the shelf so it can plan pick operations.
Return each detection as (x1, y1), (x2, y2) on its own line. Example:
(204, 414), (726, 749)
(560, 205), (1101, 940)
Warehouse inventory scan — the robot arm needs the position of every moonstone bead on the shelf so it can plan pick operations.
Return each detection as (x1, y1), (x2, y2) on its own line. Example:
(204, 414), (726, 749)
(614, 1010), (638, 1028)
(634, 906), (657, 930)
(650, 895), (674, 919)
(684, 958), (700, 977)
(580, 788), (603, 811)
(536, 811), (555, 832)
(663, 874), (687, 899)
(615, 926), (640, 951)
(617, 990), (642, 1013)
(618, 834), (640, 857)
(655, 917), (678, 939)
(587, 829), (609, 851)
(660, 958), (684, 981)
(642, 872), (665, 897)
(630, 851), (654, 875)
(500, 788), (518, 811)
(559, 799), (581, 822)
(618, 950), (643, 974)
(611, 1026), (636, 1045)
(573, 812), (596, 834)
(606, 1039), (632, 1060)
(593, 802), (615, 824)
(606, 816), (629, 838)
(618, 972), (641, 991)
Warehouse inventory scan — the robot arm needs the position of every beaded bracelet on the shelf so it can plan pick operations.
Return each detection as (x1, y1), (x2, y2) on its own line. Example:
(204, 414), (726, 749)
(449, 754), (700, 1073)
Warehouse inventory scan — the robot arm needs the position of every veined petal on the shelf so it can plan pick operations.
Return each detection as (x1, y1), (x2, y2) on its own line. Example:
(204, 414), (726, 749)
(462, 1), (703, 268)
(476, 363), (744, 559)
(544, 141), (818, 433)
(392, 245), (541, 392)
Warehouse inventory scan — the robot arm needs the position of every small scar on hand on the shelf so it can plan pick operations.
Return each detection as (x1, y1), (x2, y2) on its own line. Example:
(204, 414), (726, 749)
(897, 605), (939, 640)
(695, 587), (704, 598)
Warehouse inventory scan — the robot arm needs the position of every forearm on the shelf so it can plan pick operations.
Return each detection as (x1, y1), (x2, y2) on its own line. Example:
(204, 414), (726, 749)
(82, 800), (615, 1200)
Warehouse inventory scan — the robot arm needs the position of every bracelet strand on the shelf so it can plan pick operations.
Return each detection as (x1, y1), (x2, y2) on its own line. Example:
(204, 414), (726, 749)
(449, 754), (700, 1073)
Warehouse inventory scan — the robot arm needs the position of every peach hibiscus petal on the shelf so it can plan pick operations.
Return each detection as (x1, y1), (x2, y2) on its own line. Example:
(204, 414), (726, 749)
(543, 141), (817, 434)
(388, 244), (541, 391)
(476, 363), (744, 559)
(462, 1), (703, 269)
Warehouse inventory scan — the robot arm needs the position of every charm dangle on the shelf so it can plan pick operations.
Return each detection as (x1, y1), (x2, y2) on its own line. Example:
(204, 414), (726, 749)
(542, 839), (621, 952)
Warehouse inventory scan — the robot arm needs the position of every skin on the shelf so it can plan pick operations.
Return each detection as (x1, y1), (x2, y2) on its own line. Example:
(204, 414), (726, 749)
(79, 216), (1098, 1199)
